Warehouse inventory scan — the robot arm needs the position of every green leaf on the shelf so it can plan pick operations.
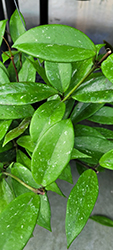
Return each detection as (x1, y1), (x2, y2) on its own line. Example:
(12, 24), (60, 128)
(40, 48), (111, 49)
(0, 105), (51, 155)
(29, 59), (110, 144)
(90, 215), (113, 227)
(16, 150), (31, 170)
(13, 24), (96, 62)
(3, 118), (31, 146)
(94, 127), (113, 139)
(0, 149), (16, 163)
(2, 50), (19, 63)
(0, 20), (7, 46)
(75, 136), (113, 165)
(30, 100), (65, 143)
(17, 135), (36, 152)
(0, 61), (9, 78)
(99, 149), (113, 170)
(0, 178), (15, 213)
(65, 169), (98, 248)
(0, 120), (12, 140)
(95, 44), (105, 56)
(88, 106), (113, 124)
(63, 99), (75, 119)
(45, 61), (72, 92)
(0, 82), (58, 105)
(58, 163), (73, 184)
(101, 54), (113, 83)
(74, 124), (105, 139)
(11, 163), (40, 196)
(70, 102), (104, 124)
(76, 162), (86, 175)
(0, 66), (10, 84)
(18, 57), (36, 82)
(28, 59), (50, 85)
(0, 192), (40, 250)
(37, 193), (51, 231)
(71, 148), (91, 159)
(31, 119), (74, 187)
(46, 182), (65, 197)
(0, 104), (34, 119)
(9, 9), (26, 43)
(72, 75), (113, 103)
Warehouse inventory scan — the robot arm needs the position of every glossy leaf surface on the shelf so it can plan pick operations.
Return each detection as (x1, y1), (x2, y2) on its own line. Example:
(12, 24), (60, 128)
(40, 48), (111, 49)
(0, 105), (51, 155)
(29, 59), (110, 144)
(101, 54), (113, 83)
(17, 136), (36, 152)
(28, 59), (50, 85)
(16, 150), (31, 170)
(18, 57), (36, 82)
(37, 193), (51, 231)
(71, 148), (91, 159)
(0, 66), (10, 84)
(0, 104), (34, 119)
(0, 192), (40, 250)
(99, 149), (113, 170)
(94, 127), (113, 139)
(0, 178), (15, 213)
(30, 100), (65, 143)
(13, 24), (96, 62)
(31, 119), (74, 187)
(45, 61), (72, 92)
(0, 120), (12, 140)
(0, 82), (58, 105)
(9, 9), (26, 43)
(74, 124), (105, 139)
(72, 75), (113, 103)
(0, 20), (7, 46)
(90, 215), (113, 227)
(88, 106), (113, 124)
(46, 182), (65, 197)
(3, 118), (31, 146)
(58, 163), (73, 184)
(66, 169), (98, 248)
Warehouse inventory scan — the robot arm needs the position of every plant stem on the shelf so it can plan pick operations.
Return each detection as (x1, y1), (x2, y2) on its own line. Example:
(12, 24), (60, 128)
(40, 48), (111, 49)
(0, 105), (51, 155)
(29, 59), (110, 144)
(2, 171), (45, 195)
(62, 64), (97, 102)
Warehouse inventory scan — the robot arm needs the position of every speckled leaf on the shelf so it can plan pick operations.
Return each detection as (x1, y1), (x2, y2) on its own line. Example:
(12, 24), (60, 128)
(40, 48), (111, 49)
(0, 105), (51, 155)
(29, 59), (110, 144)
(30, 100), (65, 143)
(45, 61), (72, 92)
(13, 24), (96, 62)
(17, 136), (36, 152)
(0, 104), (34, 119)
(70, 102), (104, 124)
(71, 148), (91, 159)
(3, 118), (31, 146)
(0, 178), (15, 213)
(90, 215), (113, 227)
(72, 75), (113, 103)
(0, 120), (12, 140)
(11, 163), (40, 196)
(0, 20), (7, 46)
(0, 192), (40, 250)
(88, 106), (113, 124)
(16, 150), (31, 170)
(66, 169), (98, 248)
(101, 54), (113, 83)
(31, 119), (74, 187)
(18, 57), (36, 82)
(0, 82), (58, 105)
(9, 9), (26, 43)
(99, 149), (113, 170)
(46, 182), (65, 197)
(58, 163), (73, 184)
(37, 193), (51, 231)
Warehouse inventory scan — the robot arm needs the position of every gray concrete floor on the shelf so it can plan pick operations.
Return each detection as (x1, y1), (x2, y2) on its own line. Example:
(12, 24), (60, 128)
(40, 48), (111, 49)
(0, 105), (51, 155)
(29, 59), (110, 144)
(25, 162), (113, 250)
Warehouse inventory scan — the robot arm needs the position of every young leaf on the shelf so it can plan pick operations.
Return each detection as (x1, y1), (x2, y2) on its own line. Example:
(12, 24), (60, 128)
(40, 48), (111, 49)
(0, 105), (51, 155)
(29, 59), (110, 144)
(101, 54), (113, 83)
(3, 118), (31, 146)
(16, 150), (31, 170)
(30, 100), (65, 143)
(70, 102), (104, 124)
(11, 163), (40, 196)
(46, 182), (65, 197)
(0, 120), (12, 141)
(13, 24), (96, 62)
(58, 163), (73, 184)
(72, 75), (113, 103)
(0, 104), (34, 119)
(0, 178), (15, 213)
(31, 119), (74, 187)
(45, 61), (72, 92)
(37, 193), (51, 231)
(18, 57), (36, 82)
(99, 149), (113, 170)
(9, 9), (26, 43)
(90, 215), (113, 227)
(0, 82), (58, 105)
(88, 106), (113, 124)
(17, 135), (36, 152)
(0, 192), (40, 250)
(65, 169), (98, 248)
(0, 20), (7, 46)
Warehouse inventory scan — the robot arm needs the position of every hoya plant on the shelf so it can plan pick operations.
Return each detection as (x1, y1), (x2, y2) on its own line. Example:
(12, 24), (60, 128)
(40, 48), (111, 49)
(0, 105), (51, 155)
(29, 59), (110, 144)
(0, 9), (113, 249)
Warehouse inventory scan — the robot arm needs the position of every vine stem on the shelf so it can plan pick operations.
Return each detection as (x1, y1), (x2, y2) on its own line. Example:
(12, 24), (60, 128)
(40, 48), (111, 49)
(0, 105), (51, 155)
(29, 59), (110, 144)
(2, 171), (45, 195)
(62, 50), (112, 103)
